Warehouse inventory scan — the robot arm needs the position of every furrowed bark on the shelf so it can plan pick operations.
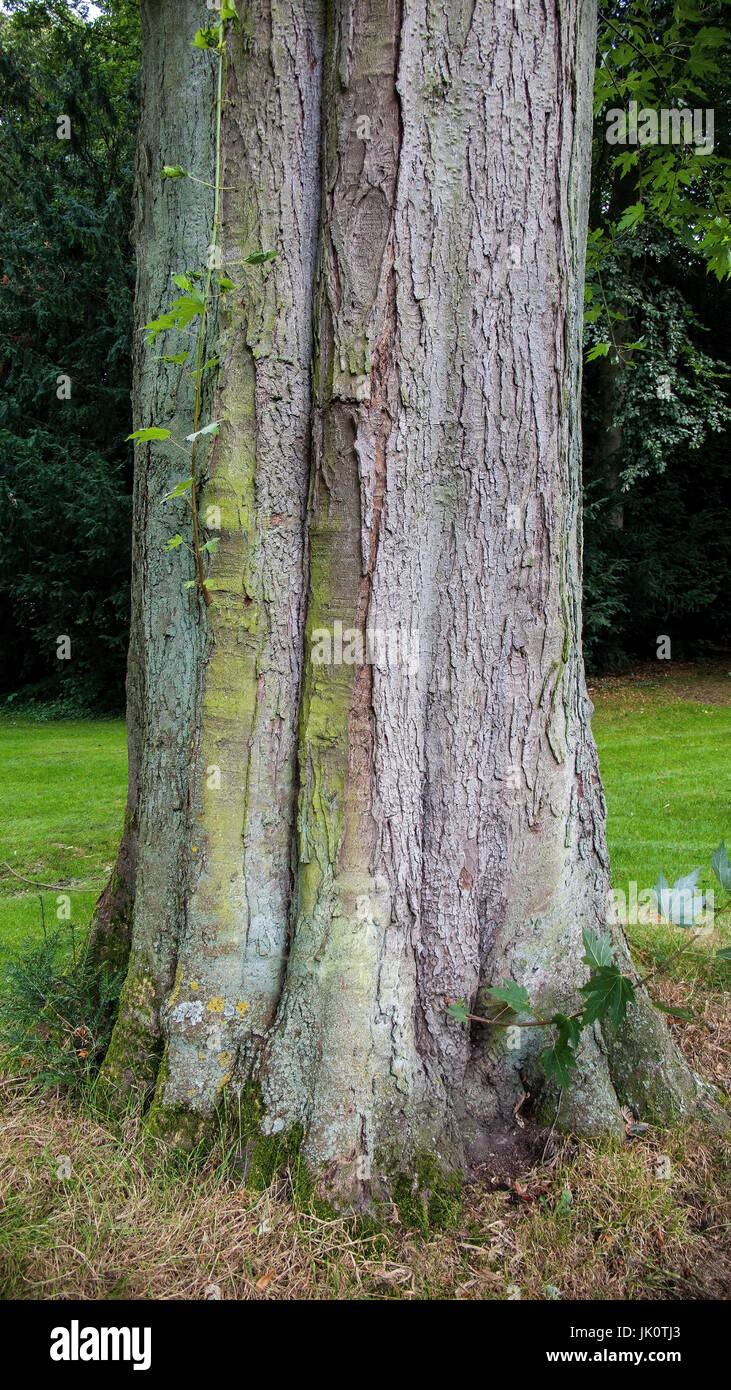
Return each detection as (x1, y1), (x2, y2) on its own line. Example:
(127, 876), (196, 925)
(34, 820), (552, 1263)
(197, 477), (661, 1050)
(259, 0), (421, 1188)
(260, 0), (710, 1187)
(99, 0), (716, 1186)
(153, 0), (325, 1126)
(97, 0), (214, 1098)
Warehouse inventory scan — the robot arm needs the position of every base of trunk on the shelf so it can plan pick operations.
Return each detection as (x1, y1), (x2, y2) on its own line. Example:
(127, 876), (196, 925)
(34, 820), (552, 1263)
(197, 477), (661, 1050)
(95, 965), (724, 1211)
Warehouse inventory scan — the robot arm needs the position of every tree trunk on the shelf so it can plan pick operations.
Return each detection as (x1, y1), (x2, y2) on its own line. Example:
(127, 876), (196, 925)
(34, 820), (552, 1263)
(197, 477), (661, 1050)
(95, 0), (711, 1203)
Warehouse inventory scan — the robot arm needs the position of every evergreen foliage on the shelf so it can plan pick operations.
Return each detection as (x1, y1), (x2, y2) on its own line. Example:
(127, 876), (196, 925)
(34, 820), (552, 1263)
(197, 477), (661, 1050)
(0, 0), (140, 710)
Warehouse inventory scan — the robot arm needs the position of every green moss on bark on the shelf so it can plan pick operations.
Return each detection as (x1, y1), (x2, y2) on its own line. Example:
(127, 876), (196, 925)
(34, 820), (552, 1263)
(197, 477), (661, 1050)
(96, 952), (162, 1107)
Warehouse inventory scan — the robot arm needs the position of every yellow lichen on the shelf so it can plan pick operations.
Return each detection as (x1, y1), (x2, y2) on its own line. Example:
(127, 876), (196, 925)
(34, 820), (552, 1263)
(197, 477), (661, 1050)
(167, 963), (183, 1009)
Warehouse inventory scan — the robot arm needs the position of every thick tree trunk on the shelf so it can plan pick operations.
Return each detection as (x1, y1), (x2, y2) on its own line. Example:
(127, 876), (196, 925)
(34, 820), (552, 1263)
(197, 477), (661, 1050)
(96, 0), (711, 1201)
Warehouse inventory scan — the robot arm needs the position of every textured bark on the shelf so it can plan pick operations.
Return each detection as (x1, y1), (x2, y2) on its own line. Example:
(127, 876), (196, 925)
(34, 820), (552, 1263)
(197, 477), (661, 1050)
(98, 0), (714, 1193)
(93, 0), (214, 1095)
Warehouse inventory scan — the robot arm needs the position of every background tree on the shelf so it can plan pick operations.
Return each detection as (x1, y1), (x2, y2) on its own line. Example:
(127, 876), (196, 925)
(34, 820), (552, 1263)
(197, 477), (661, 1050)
(582, 0), (731, 668)
(91, 0), (716, 1203)
(0, 0), (139, 711)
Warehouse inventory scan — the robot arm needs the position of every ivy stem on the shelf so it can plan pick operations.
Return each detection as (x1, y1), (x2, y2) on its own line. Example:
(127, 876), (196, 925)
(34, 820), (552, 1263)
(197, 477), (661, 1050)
(445, 997), (578, 1030)
(188, 18), (227, 606)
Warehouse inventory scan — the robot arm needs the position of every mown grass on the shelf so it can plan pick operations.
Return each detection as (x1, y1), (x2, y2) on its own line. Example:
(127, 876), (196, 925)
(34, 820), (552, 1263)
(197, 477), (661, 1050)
(0, 665), (728, 1300)
(591, 664), (729, 902)
(0, 717), (127, 959)
(590, 663), (731, 991)
(1, 665), (727, 959)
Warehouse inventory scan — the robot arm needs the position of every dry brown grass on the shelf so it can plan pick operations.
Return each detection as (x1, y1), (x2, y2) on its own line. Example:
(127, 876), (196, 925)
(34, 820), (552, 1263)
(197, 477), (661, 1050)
(0, 1083), (728, 1301)
(652, 978), (731, 1092)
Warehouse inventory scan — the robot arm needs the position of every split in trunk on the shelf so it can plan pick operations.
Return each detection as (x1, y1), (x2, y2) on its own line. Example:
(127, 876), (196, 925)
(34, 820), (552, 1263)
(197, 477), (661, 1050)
(92, 0), (719, 1205)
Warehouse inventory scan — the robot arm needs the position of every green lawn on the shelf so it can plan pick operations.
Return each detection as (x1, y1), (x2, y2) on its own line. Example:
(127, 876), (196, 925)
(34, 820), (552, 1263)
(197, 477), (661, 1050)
(593, 693), (729, 898)
(590, 665), (730, 982)
(0, 718), (127, 958)
(0, 666), (728, 967)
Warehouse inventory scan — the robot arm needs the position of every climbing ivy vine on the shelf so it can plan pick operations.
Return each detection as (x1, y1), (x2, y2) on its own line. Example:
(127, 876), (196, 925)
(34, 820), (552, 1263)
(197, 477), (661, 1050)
(448, 837), (730, 1089)
(126, 0), (275, 606)
(447, 928), (637, 1089)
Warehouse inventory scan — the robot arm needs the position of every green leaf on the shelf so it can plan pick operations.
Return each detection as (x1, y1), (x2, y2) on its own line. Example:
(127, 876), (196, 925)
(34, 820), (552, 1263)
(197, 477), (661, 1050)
(192, 27), (219, 50)
(486, 980), (532, 1014)
(580, 966), (635, 1029)
(172, 273), (194, 292)
(220, 0), (238, 22)
(612, 150), (639, 177)
(159, 351), (189, 365)
(165, 477), (193, 500)
(143, 312), (177, 343)
(586, 342), (610, 362)
(165, 534), (184, 550)
(126, 426), (171, 442)
(540, 1015), (582, 1088)
(186, 420), (222, 444)
(655, 1002), (694, 1023)
(711, 842), (731, 892)
(218, 277), (236, 292)
(199, 538), (219, 555)
(161, 165), (188, 180)
(446, 999), (469, 1024)
(170, 290), (205, 327)
(709, 246), (731, 283)
(145, 290), (206, 343)
(540, 1045), (576, 1088)
(616, 201), (645, 232)
(582, 928), (615, 969)
(183, 579), (197, 589)
(243, 250), (278, 264)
